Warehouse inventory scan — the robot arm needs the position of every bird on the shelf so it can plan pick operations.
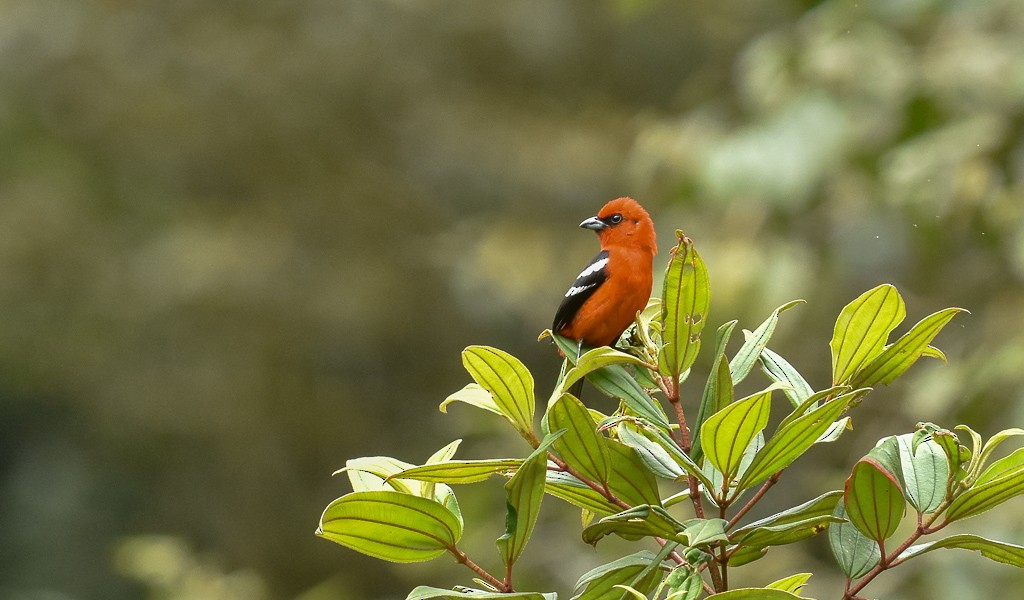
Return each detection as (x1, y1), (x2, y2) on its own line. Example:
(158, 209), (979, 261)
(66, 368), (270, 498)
(552, 197), (657, 396)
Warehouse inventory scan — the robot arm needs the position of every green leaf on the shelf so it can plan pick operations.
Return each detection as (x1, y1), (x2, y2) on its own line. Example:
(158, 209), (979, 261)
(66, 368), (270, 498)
(395, 459), (524, 484)
(561, 346), (647, 394)
(664, 565), (704, 600)
(571, 550), (669, 600)
(727, 546), (768, 567)
(898, 534), (1024, 568)
(317, 491), (462, 562)
(733, 515), (840, 549)
(852, 307), (966, 387)
(765, 573), (811, 595)
(701, 386), (775, 480)
(462, 346), (536, 437)
(977, 428), (1024, 475)
(688, 331), (737, 458)
(408, 587), (556, 600)
(605, 439), (663, 508)
(617, 423), (687, 480)
(759, 347), (814, 408)
(547, 394), (612, 485)
(895, 434), (948, 514)
(337, 456), (417, 495)
(545, 470), (621, 516)
(828, 500), (880, 579)
(706, 589), (804, 599)
(629, 420), (717, 492)
(730, 300), (804, 384)
(844, 457), (905, 542)
(732, 490), (843, 540)
(830, 284), (905, 385)
(704, 433), (763, 504)
(945, 446), (1024, 522)
(740, 390), (864, 489)
(582, 505), (685, 545)
(587, 364), (671, 429)
(681, 518), (729, 547)
(659, 233), (710, 378)
(497, 432), (561, 568)
(440, 383), (504, 417)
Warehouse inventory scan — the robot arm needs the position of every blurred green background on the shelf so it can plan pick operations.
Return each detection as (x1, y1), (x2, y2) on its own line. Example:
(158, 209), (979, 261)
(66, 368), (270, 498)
(2, 0), (1023, 599)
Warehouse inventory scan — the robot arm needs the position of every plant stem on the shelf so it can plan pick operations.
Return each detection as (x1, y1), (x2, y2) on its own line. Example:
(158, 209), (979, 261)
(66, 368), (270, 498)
(451, 547), (511, 593)
(726, 472), (781, 530)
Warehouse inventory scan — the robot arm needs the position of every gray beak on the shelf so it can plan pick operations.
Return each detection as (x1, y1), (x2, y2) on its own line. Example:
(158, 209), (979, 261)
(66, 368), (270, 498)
(579, 216), (607, 231)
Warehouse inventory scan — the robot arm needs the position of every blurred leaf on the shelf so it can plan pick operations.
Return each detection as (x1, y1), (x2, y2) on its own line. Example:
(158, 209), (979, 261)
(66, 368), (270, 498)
(765, 573), (811, 595)
(759, 347), (814, 408)
(844, 457), (905, 542)
(395, 460), (524, 484)
(462, 346), (536, 438)
(571, 550), (668, 600)
(740, 390), (862, 489)
(496, 432), (559, 568)
(701, 386), (775, 480)
(705, 589), (803, 599)
(895, 434), (948, 514)
(945, 446), (1024, 522)
(692, 320), (738, 461)
(659, 232), (710, 379)
(440, 383), (504, 417)
(317, 491), (461, 562)
(852, 307), (967, 387)
(408, 587), (555, 600)
(898, 534), (1024, 568)
(830, 284), (905, 385)
(828, 500), (880, 579)
(730, 300), (804, 384)
(547, 393), (612, 485)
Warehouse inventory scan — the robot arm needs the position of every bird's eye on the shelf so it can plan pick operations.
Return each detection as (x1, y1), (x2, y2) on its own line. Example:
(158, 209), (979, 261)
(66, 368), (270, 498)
(608, 214), (623, 224)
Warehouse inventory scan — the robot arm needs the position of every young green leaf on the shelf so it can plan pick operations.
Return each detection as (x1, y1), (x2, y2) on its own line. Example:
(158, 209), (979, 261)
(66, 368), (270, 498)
(496, 432), (561, 568)
(701, 386), (775, 480)
(759, 347), (814, 408)
(704, 589), (803, 599)
(828, 500), (881, 579)
(830, 284), (905, 385)
(337, 456), (418, 495)
(546, 393), (612, 484)
(730, 300), (804, 384)
(395, 459), (524, 484)
(898, 534), (1024, 568)
(681, 518), (729, 547)
(629, 421), (717, 492)
(659, 232), (710, 379)
(571, 550), (669, 600)
(977, 428), (1024, 474)
(440, 383), (505, 417)
(740, 390), (863, 489)
(765, 573), (812, 595)
(617, 423), (688, 480)
(844, 457), (905, 543)
(732, 490), (843, 539)
(545, 470), (622, 516)
(560, 346), (648, 394)
(852, 307), (966, 387)
(587, 364), (671, 429)
(664, 565), (704, 600)
(895, 434), (948, 514)
(462, 346), (536, 437)
(944, 446), (1024, 523)
(605, 438), (663, 508)
(317, 491), (462, 562)
(582, 505), (685, 546)
(692, 348), (735, 461)
(407, 587), (556, 600)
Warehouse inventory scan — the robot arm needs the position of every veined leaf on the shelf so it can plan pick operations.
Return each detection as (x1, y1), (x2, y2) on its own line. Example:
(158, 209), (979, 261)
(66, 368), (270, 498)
(547, 394), (612, 485)
(692, 320), (738, 461)
(571, 550), (669, 600)
(705, 589), (803, 599)
(733, 490), (843, 538)
(664, 564), (704, 600)
(588, 364), (671, 429)
(852, 307), (966, 387)
(759, 347), (814, 408)
(659, 232), (710, 379)
(463, 346), (536, 437)
(828, 500), (880, 579)
(830, 284), (905, 385)
(844, 457), (905, 542)
(561, 346), (647, 394)
(740, 390), (864, 489)
(895, 434), (948, 514)
(317, 491), (461, 562)
(496, 432), (560, 568)
(681, 518), (729, 547)
(945, 446), (1024, 522)
(440, 383), (504, 417)
(605, 439), (663, 508)
(898, 534), (1024, 568)
(582, 504), (685, 546)
(336, 456), (417, 495)
(765, 573), (812, 595)
(977, 428), (1024, 474)
(730, 300), (804, 384)
(632, 420), (717, 492)
(732, 491), (843, 549)
(395, 459), (524, 484)
(701, 386), (775, 480)
(408, 587), (555, 600)
(617, 423), (687, 480)
(545, 470), (621, 516)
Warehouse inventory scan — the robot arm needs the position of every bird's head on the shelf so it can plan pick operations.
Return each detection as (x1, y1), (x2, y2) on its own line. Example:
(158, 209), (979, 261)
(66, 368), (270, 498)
(579, 197), (657, 255)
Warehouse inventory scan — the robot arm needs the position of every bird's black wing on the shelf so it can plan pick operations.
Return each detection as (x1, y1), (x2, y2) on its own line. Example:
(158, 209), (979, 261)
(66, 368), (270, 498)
(552, 250), (609, 333)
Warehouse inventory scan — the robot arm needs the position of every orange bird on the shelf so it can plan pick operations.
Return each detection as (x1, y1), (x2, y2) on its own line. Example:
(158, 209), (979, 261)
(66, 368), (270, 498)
(553, 197), (658, 356)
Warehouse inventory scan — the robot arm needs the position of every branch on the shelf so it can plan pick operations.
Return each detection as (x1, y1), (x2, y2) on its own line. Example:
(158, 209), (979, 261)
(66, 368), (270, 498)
(450, 547), (511, 593)
(726, 472), (781, 530)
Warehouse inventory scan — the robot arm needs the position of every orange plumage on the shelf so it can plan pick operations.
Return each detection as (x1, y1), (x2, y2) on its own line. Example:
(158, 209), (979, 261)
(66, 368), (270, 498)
(552, 197), (657, 348)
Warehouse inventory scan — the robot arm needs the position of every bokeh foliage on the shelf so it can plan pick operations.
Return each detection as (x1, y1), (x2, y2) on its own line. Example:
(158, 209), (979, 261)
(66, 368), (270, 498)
(1, 1), (1022, 599)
